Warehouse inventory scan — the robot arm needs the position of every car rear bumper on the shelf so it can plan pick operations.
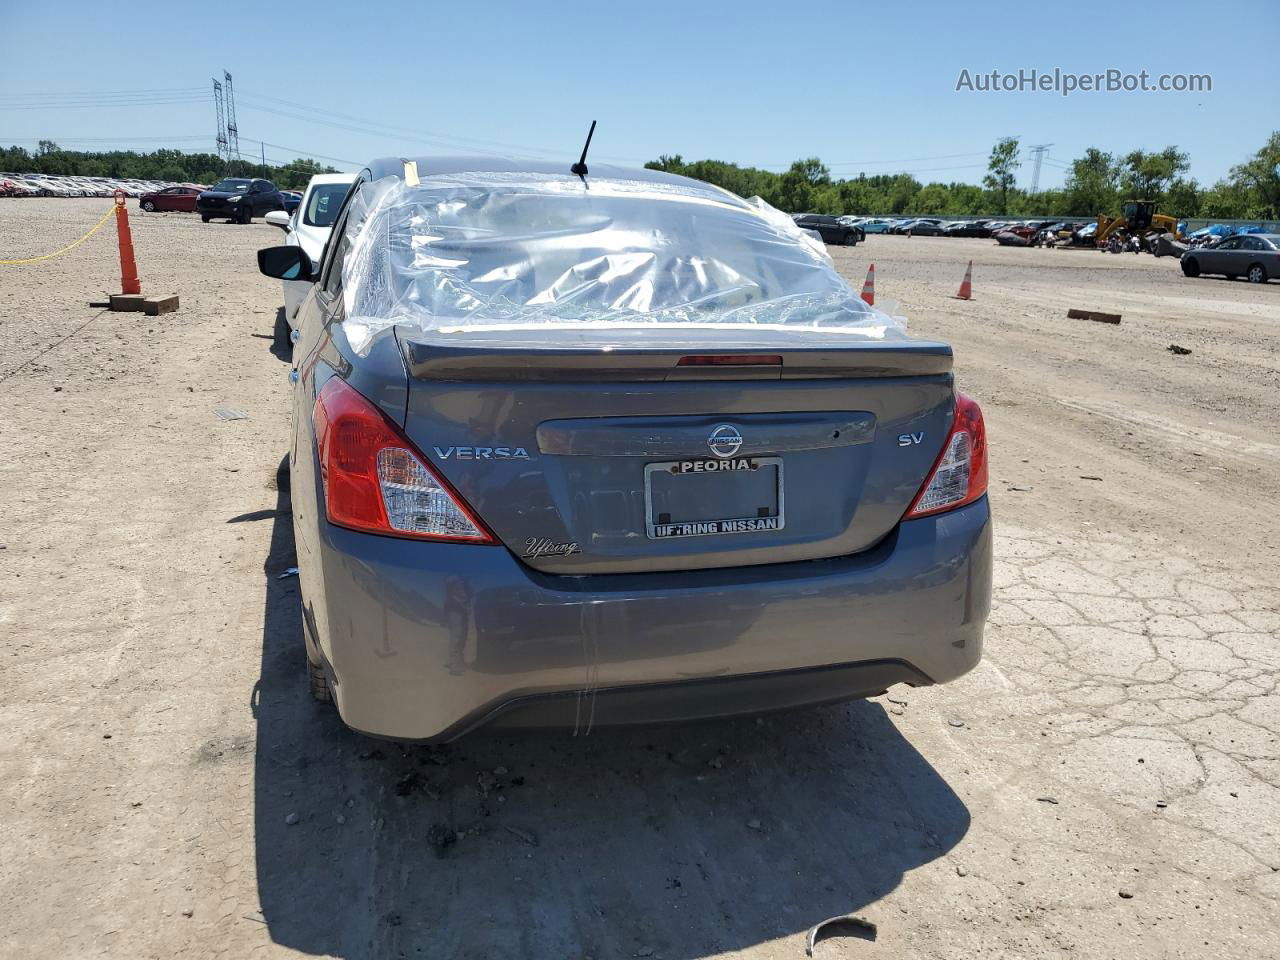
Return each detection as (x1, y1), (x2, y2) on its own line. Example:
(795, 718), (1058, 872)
(302, 497), (992, 740)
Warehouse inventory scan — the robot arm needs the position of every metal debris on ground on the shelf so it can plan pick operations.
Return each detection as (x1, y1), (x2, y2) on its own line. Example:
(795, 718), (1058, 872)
(805, 914), (877, 955)
(1037, 796), (1060, 804)
(948, 719), (965, 728)
(214, 407), (250, 421)
(1079, 475), (1104, 481)
(1007, 484), (1034, 492)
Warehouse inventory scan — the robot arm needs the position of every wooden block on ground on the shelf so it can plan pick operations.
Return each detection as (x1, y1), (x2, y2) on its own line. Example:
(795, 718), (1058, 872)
(1067, 308), (1122, 325)
(143, 295), (180, 316)
(109, 294), (146, 312)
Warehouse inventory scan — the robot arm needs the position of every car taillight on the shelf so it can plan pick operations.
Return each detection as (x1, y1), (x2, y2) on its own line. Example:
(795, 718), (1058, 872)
(906, 392), (988, 518)
(312, 378), (495, 543)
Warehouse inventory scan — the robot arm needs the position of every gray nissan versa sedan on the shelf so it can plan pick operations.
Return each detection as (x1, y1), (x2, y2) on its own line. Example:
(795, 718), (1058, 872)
(257, 156), (992, 741)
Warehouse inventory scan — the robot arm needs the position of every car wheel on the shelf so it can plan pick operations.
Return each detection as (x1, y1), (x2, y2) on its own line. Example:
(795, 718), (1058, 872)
(1247, 264), (1267, 284)
(201, 215), (211, 223)
(240, 205), (253, 225)
(141, 200), (155, 212)
(1181, 257), (1200, 277)
(308, 653), (332, 703)
(301, 606), (332, 703)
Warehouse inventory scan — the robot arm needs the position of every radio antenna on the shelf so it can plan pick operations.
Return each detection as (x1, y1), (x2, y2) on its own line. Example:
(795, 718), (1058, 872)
(570, 120), (597, 181)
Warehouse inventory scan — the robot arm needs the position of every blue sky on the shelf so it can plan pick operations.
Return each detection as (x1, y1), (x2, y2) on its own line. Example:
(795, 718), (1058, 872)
(1, 0), (1273, 189)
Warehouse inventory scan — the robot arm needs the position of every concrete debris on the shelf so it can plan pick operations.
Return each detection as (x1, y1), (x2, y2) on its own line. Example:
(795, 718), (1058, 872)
(1067, 308), (1122, 325)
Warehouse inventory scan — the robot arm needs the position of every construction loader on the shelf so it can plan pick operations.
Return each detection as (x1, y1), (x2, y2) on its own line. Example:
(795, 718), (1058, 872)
(1095, 200), (1182, 246)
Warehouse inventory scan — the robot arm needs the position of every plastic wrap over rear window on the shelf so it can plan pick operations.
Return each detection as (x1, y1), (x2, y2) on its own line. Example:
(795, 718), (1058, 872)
(340, 171), (905, 354)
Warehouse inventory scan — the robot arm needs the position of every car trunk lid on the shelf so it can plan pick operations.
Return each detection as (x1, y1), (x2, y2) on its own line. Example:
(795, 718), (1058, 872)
(397, 329), (955, 574)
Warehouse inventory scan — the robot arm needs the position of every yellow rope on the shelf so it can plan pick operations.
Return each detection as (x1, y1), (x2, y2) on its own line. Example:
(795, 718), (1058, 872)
(0, 204), (118, 265)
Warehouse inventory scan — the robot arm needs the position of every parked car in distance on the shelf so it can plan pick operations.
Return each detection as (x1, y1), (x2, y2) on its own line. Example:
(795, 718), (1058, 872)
(197, 177), (285, 223)
(256, 155), (992, 741)
(858, 218), (896, 234)
(945, 220), (991, 238)
(281, 190), (303, 214)
(139, 185), (203, 212)
(264, 172), (356, 332)
(911, 221), (947, 237)
(891, 218), (942, 235)
(1181, 234), (1278, 283)
(791, 213), (861, 245)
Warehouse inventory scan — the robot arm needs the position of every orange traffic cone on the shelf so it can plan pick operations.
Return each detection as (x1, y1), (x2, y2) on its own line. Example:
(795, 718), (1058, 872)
(860, 264), (875, 306)
(953, 260), (973, 300)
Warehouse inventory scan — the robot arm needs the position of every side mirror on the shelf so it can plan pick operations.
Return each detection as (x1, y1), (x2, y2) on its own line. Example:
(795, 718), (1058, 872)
(258, 245), (315, 282)
(264, 210), (291, 231)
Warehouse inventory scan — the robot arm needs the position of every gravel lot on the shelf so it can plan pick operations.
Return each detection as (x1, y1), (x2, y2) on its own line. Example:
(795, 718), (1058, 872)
(1, 198), (1277, 959)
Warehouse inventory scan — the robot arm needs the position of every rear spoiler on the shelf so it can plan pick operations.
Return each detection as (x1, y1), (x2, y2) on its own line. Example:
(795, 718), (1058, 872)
(399, 336), (953, 382)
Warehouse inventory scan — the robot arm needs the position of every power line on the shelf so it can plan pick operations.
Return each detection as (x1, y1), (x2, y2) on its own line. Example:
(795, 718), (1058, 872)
(1, 135), (211, 143)
(760, 151), (991, 169)
(2, 97), (208, 110)
(255, 141), (361, 166)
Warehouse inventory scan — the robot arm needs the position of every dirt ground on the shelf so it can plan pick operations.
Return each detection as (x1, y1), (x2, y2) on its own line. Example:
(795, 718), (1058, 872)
(1, 198), (1276, 960)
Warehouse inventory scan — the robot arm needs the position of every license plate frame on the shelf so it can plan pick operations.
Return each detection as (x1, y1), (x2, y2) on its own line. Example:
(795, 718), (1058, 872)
(643, 456), (785, 540)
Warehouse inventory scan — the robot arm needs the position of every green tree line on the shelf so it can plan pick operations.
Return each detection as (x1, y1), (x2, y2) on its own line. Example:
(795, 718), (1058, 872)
(0, 143), (339, 191)
(647, 132), (1280, 221)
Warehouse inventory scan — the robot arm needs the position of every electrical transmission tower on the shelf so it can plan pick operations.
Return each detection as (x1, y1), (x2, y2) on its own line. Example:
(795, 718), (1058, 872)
(223, 71), (240, 160)
(1027, 144), (1053, 195)
(212, 79), (228, 161)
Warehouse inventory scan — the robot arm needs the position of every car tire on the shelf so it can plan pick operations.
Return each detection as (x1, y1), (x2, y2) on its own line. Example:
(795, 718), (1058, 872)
(240, 205), (253, 225)
(1247, 264), (1267, 284)
(201, 215), (211, 223)
(1181, 257), (1200, 277)
(299, 600), (333, 703)
(308, 653), (332, 703)
(141, 200), (155, 212)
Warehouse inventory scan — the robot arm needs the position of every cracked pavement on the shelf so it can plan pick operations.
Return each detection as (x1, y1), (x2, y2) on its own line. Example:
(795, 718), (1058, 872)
(0, 205), (1276, 958)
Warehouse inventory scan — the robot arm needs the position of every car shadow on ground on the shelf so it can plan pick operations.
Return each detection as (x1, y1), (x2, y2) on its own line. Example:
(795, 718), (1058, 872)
(252, 459), (970, 958)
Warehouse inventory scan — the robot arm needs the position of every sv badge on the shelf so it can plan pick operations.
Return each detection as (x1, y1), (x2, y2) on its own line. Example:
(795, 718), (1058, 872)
(897, 432), (925, 447)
